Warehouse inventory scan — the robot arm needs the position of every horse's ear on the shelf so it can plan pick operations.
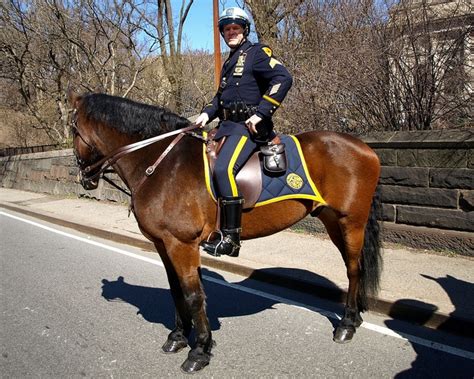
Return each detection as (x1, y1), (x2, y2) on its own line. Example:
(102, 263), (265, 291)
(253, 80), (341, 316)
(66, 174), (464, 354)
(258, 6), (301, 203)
(67, 88), (81, 109)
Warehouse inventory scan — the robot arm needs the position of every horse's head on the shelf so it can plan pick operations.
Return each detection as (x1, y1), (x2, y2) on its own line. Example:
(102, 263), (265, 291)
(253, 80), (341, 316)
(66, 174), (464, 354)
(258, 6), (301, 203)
(68, 91), (103, 190)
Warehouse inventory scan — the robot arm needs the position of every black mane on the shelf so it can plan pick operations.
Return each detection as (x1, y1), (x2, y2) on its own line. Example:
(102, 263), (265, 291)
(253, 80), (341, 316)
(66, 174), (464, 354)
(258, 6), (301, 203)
(80, 93), (190, 138)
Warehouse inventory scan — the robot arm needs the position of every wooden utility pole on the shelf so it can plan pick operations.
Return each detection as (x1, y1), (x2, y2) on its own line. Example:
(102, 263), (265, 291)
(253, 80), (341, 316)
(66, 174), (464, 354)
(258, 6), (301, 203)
(213, 0), (221, 89)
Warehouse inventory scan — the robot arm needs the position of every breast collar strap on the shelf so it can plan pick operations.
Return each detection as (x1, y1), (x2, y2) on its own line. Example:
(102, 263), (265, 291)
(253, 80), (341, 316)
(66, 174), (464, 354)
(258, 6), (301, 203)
(133, 132), (186, 197)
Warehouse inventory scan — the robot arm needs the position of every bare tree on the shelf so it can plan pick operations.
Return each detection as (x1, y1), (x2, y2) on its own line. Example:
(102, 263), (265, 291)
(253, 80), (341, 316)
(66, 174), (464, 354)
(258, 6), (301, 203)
(1, 0), (471, 149)
(130, 0), (194, 113)
(240, 0), (304, 47)
(380, 0), (473, 129)
(1, 0), (68, 142)
(0, 0), (164, 145)
(243, 0), (472, 132)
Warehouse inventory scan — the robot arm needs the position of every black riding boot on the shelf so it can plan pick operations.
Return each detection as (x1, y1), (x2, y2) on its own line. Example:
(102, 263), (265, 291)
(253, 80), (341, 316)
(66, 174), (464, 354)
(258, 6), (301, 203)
(200, 196), (244, 257)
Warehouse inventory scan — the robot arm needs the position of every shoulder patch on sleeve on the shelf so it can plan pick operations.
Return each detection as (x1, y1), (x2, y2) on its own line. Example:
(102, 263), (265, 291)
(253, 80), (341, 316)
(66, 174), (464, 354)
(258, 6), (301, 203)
(262, 47), (272, 57)
(269, 57), (281, 68)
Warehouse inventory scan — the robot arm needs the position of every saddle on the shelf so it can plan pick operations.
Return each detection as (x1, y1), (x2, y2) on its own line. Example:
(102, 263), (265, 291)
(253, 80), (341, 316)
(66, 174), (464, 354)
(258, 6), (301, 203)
(205, 129), (284, 209)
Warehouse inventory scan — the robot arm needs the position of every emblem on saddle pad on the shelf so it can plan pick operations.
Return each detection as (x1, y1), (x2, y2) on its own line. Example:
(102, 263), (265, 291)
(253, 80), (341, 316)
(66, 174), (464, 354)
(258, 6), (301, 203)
(286, 173), (303, 190)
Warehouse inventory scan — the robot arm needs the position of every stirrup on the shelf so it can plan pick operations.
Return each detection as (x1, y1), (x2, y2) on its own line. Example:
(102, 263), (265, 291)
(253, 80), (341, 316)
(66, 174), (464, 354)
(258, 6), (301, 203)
(200, 230), (224, 257)
(206, 229), (223, 243)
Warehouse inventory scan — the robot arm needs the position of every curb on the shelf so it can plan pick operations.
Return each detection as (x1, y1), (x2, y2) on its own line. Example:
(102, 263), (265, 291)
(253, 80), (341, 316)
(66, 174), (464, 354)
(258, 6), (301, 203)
(2, 202), (473, 339)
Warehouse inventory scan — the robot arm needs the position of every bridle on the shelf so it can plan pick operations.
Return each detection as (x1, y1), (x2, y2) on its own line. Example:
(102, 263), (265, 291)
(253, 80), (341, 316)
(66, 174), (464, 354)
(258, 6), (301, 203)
(71, 109), (201, 195)
(71, 111), (101, 172)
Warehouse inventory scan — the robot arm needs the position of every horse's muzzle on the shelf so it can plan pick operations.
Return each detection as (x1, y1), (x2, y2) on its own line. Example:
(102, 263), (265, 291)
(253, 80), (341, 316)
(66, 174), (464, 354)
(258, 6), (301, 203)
(77, 171), (99, 190)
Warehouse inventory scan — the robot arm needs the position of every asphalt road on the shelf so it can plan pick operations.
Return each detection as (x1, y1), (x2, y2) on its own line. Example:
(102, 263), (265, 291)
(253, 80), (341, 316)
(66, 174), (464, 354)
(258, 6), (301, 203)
(1, 210), (473, 378)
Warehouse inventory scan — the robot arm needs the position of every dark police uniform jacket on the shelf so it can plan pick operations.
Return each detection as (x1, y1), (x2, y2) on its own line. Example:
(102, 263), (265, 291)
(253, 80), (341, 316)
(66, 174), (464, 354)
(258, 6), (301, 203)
(202, 40), (293, 141)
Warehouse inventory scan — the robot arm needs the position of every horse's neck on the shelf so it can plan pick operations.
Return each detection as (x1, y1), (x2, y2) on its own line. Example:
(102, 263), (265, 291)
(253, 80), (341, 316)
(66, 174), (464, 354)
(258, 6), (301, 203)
(97, 129), (148, 191)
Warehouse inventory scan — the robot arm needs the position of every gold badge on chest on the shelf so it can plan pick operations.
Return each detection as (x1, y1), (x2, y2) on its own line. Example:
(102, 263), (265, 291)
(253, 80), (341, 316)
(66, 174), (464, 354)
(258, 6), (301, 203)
(233, 52), (247, 77)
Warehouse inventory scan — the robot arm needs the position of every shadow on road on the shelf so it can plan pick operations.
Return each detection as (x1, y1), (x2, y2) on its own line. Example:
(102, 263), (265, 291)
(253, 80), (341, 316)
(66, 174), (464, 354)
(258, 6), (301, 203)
(100, 267), (341, 332)
(420, 274), (474, 338)
(385, 273), (474, 378)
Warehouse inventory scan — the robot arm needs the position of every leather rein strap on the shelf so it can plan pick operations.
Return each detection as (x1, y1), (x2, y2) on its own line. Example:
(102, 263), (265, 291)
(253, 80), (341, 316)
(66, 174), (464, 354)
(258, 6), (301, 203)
(82, 124), (199, 183)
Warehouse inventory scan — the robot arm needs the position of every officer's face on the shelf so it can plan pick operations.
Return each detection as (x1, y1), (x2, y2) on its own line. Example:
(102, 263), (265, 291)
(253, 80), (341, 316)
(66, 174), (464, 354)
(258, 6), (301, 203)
(223, 24), (245, 48)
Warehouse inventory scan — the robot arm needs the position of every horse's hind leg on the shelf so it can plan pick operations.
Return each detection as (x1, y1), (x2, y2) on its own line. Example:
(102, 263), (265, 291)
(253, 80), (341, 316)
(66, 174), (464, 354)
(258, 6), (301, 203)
(318, 209), (365, 343)
(335, 219), (367, 343)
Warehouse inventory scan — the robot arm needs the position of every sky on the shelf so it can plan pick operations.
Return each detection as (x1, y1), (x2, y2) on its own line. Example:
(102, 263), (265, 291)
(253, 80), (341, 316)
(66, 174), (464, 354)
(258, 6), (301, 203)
(178, 0), (242, 52)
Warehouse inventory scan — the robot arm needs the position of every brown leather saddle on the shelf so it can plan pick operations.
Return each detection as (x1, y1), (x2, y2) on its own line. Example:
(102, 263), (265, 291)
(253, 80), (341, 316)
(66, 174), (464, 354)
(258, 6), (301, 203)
(205, 129), (270, 209)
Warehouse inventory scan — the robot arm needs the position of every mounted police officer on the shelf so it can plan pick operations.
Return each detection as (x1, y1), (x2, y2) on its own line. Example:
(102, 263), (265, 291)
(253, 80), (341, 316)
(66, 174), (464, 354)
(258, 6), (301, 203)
(194, 7), (293, 258)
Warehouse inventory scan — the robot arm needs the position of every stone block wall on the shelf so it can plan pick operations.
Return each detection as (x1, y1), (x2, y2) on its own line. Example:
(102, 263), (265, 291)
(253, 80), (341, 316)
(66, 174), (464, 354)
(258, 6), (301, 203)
(364, 129), (473, 234)
(0, 149), (130, 203)
(363, 129), (473, 255)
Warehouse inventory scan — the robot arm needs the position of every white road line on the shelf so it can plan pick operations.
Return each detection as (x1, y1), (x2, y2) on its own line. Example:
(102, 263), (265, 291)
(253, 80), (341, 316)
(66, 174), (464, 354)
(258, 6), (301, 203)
(2, 210), (473, 361)
(0, 211), (164, 268)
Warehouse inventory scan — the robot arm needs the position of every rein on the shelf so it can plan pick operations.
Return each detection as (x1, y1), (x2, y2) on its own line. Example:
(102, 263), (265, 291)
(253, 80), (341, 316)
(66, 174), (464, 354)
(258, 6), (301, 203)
(79, 124), (200, 183)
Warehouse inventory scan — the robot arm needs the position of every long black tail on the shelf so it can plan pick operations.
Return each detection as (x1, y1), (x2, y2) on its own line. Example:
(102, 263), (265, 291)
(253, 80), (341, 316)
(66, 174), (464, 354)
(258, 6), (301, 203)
(358, 191), (383, 311)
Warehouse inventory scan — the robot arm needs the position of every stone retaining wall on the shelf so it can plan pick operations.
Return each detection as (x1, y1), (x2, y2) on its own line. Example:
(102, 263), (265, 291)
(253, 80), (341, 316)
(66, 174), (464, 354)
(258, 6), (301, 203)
(1, 129), (472, 255)
(0, 149), (130, 203)
(366, 129), (473, 236)
(368, 129), (473, 255)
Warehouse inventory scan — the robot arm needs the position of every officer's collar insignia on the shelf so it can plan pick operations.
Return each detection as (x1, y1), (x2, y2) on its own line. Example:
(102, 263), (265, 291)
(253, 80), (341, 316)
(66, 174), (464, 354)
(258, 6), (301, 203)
(262, 47), (272, 57)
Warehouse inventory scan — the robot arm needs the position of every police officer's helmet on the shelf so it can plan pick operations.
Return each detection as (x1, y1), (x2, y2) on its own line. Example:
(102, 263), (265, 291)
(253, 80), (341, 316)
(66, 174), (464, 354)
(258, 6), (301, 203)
(218, 7), (251, 37)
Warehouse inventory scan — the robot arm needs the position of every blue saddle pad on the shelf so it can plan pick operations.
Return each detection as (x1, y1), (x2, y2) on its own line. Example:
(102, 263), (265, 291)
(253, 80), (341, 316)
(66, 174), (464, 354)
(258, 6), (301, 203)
(203, 134), (326, 207)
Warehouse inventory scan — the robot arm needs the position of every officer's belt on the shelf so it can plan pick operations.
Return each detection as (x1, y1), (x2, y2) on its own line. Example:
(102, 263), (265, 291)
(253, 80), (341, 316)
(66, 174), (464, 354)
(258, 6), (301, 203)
(219, 105), (258, 123)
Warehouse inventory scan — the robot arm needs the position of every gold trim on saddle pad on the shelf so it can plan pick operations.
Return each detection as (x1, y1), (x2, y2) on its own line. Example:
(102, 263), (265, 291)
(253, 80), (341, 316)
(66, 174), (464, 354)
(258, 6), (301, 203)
(202, 133), (326, 207)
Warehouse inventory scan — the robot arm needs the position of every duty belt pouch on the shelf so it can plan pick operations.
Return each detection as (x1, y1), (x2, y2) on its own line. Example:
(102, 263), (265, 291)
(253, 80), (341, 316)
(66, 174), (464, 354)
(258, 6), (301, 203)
(260, 142), (287, 173)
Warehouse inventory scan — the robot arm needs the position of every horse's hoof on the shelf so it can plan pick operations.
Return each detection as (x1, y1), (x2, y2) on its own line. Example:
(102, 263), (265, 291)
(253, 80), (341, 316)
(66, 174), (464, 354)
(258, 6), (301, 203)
(333, 326), (355, 343)
(161, 339), (188, 354)
(180, 358), (209, 374)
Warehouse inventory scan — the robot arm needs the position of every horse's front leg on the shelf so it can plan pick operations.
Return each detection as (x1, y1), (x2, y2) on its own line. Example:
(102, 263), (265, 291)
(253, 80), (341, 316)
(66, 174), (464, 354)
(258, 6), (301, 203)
(165, 241), (213, 373)
(179, 269), (213, 373)
(163, 272), (193, 353)
(154, 242), (192, 354)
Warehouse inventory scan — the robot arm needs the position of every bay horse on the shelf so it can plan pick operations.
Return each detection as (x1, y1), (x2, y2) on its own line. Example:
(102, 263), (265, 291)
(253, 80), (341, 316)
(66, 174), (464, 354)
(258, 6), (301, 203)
(68, 92), (382, 373)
